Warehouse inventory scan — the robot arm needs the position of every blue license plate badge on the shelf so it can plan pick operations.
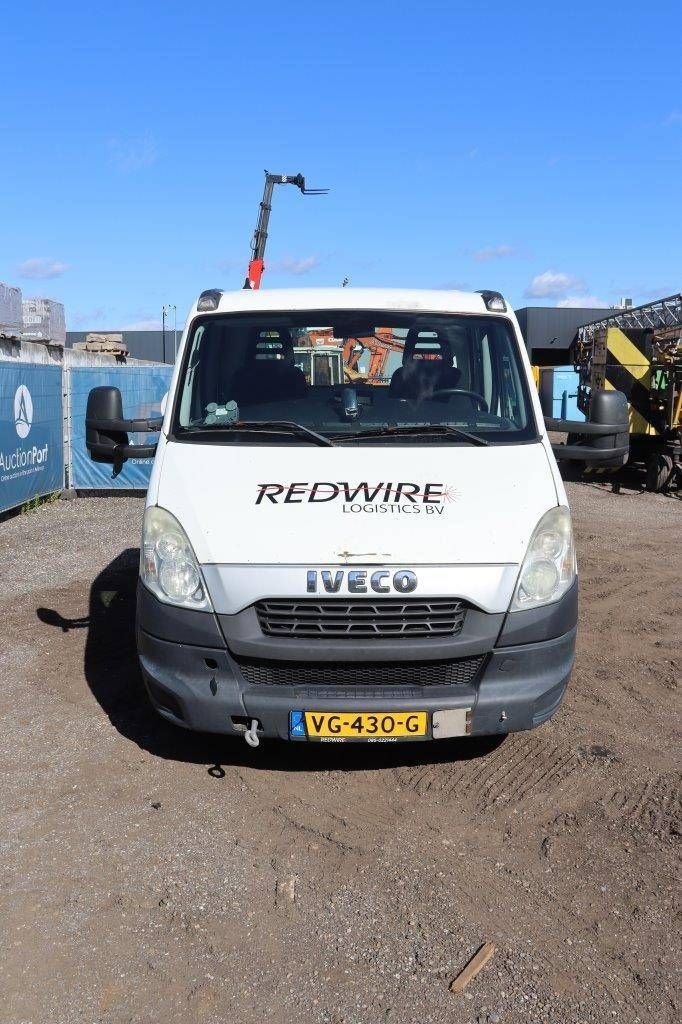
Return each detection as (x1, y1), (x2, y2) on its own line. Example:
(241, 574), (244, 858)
(289, 710), (306, 740)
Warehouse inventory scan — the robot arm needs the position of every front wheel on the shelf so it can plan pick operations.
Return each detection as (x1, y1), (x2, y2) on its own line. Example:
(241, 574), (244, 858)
(645, 453), (673, 492)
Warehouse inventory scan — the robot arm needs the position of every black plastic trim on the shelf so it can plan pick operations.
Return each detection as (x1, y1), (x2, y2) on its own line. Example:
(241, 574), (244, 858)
(137, 625), (576, 739)
(496, 579), (578, 647)
(472, 628), (575, 735)
(136, 580), (226, 649)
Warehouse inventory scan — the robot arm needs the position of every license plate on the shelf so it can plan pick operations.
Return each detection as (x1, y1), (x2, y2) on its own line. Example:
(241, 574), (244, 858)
(290, 710), (428, 741)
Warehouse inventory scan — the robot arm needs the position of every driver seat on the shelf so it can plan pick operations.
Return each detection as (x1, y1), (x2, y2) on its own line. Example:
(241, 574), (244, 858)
(389, 331), (461, 400)
(232, 328), (307, 404)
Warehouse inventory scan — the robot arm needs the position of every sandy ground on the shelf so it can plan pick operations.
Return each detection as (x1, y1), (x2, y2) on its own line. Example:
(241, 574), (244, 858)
(0, 482), (679, 1024)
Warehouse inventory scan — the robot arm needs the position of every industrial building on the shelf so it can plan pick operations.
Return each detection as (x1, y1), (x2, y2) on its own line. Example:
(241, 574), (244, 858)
(515, 306), (618, 366)
(66, 329), (177, 363)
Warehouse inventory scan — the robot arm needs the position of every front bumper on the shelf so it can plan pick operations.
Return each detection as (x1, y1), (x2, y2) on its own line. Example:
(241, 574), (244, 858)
(137, 583), (577, 741)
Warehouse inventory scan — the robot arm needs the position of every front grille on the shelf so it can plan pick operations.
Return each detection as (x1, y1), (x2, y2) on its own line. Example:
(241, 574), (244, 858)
(232, 654), (485, 688)
(255, 597), (467, 640)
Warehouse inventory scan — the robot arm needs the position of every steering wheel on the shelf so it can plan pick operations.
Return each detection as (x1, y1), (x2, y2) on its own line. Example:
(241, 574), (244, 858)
(429, 388), (489, 412)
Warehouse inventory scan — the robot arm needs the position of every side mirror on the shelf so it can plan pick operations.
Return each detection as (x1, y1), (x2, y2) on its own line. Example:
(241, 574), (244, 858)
(546, 388), (629, 468)
(86, 386), (162, 473)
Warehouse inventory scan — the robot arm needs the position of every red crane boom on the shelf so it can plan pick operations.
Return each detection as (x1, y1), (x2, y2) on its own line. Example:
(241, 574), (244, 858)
(244, 171), (328, 290)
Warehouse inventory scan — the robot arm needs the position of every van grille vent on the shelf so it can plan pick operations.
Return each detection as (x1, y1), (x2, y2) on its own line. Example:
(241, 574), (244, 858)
(255, 597), (467, 640)
(232, 655), (485, 689)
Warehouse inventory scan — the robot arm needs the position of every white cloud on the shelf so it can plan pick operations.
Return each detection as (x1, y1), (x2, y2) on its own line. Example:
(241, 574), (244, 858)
(121, 318), (162, 331)
(557, 295), (611, 309)
(216, 256), (242, 273)
(635, 285), (672, 301)
(438, 280), (470, 291)
(472, 244), (515, 263)
(271, 256), (320, 276)
(71, 308), (107, 327)
(17, 257), (69, 279)
(663, 111), (682, 126)
(525, 270), (583, 298)
(107, 135), (159, 172)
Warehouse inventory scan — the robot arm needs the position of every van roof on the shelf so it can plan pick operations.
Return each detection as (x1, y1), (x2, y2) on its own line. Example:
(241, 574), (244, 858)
(191, 287), (509, 317)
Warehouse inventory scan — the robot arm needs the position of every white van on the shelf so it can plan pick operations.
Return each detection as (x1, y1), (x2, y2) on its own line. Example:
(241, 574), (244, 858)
(86, 288), (628, 748)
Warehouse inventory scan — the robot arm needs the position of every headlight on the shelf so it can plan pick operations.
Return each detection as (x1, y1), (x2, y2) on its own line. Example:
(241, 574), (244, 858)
(141, 506), (212, 610)
(510, 506), (576, 611)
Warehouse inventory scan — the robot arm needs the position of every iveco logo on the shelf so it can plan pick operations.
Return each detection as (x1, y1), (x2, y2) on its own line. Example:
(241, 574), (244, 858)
(14, 385), (33, 439)
(307, 569), (418, 595)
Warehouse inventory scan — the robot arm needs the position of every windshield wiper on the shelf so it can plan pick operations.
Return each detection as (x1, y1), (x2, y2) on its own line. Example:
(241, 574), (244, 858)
(182, 420), (335, 447)
(330, 424), (489, 446)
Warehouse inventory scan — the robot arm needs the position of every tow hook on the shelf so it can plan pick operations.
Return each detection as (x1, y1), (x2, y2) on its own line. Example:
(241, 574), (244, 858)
(244, 719), (261, 748)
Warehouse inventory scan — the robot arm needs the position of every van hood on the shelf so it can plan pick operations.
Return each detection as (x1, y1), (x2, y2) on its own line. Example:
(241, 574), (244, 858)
(156, 440), (558, 567)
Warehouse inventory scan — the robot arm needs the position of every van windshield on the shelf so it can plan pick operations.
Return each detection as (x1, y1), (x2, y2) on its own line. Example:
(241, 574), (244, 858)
(173, 310), (538, 444)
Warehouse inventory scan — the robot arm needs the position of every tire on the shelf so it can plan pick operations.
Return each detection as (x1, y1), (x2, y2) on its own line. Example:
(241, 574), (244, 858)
(645, 453), (674, 493)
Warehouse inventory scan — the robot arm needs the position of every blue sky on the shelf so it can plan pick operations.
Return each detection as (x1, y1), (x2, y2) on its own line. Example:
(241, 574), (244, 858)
(1, 0), (680, 330)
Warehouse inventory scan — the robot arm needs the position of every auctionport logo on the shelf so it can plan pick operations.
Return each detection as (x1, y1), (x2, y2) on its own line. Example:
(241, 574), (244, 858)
(14, 385), (33, 439)
(0, 384), (48, 479)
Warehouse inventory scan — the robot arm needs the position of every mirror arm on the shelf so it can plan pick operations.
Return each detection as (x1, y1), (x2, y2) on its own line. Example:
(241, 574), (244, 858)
(544, 418), (627, 436)
(117, 442), (158, 458)
(88, 439), (158, 475)
(85, 416), (163, 433)
(550, 444), (628, 464)
(545, 415), (629, 466)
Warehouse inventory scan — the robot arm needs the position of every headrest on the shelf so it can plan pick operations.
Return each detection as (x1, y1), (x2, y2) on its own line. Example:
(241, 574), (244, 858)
(402, 329), (452, 366)
(247, 327), (294, 363)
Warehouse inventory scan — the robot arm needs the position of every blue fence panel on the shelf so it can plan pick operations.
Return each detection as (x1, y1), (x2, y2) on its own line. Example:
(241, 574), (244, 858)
(552, 366), (583, 421)
(70, 366), (173, 488)
(0, 363), (64, 514)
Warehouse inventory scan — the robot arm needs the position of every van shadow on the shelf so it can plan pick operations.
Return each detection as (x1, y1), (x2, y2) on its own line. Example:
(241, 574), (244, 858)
(36, 550), (504, 775)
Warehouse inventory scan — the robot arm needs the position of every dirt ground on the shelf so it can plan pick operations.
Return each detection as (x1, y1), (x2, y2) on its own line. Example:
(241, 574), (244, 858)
(0, 481), (679, 1024)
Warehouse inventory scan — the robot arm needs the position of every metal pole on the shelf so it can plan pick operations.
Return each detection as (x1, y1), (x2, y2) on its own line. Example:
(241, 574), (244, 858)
(162, 306), (166, 363)
(172, 305), (177, 359)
